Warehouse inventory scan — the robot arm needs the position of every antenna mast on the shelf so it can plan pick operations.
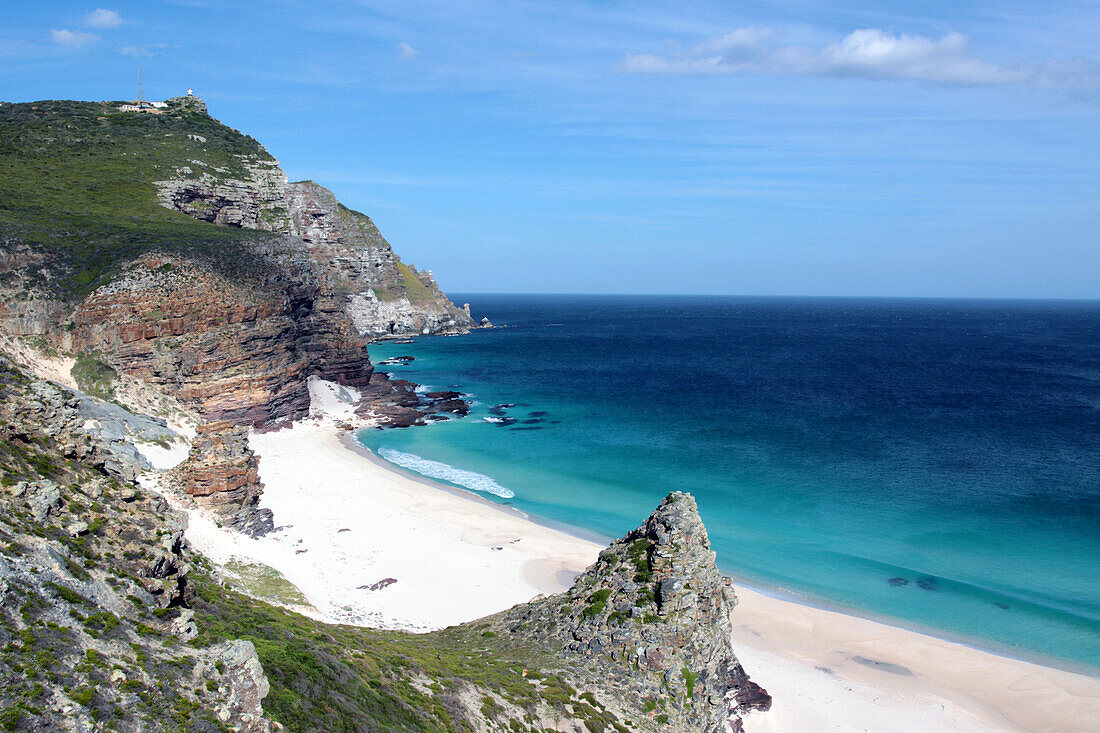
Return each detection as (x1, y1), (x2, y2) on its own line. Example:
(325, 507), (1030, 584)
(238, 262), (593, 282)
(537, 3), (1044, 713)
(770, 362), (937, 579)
(137, 66), (143, 103)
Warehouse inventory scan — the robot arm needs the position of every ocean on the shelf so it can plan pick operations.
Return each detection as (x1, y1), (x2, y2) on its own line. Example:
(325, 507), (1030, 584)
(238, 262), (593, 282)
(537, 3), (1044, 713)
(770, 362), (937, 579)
(356, 295), (1100, 670)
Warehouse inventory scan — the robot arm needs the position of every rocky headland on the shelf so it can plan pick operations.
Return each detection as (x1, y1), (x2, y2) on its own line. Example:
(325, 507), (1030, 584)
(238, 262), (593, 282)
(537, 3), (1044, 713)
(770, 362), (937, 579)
(0, 97), (480, 531)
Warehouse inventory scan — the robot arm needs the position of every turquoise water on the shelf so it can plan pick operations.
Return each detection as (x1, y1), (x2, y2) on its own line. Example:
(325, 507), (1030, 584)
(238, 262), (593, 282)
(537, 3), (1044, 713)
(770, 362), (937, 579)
(357, 295), (1100, 670)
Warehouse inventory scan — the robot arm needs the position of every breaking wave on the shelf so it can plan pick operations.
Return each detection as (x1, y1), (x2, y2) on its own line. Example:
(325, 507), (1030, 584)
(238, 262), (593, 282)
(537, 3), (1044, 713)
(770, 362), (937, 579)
(377, 448), (516, 499)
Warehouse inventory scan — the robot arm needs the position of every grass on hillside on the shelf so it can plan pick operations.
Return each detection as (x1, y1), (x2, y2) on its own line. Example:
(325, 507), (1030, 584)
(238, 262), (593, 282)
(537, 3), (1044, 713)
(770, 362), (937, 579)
(191, 573), (617, 732)
(395, 260), (436, 306)
(0, 99), (276, 299)
(70, 351), (118, 401)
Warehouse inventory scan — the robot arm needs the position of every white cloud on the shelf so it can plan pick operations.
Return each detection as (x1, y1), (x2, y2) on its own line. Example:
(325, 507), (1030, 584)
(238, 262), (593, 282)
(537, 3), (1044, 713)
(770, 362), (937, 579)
(50, 29), (98, 48)
(618, 28), (1030, 85)
(397, 42), (419, 59)
(84, 9), (123, 29)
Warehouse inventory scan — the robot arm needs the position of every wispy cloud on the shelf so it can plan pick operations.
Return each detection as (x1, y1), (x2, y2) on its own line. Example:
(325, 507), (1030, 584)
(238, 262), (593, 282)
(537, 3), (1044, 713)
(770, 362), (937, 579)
(619, 28), (1035, 86)
(50, 29), (98, 48)
(120, 43), (177, 57)
(397, 42), (419, 59)
(84, 9), (123, 29)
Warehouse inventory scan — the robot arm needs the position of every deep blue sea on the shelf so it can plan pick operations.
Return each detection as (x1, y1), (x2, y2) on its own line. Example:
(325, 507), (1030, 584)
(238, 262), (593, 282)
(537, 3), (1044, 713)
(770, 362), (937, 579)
(357, 295), (1100, 670)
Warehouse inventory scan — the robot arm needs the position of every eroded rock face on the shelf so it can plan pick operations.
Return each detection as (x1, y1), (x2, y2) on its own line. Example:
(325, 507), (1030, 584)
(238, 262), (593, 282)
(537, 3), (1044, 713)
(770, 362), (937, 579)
(69, 250), (372, 427)
(155, 157), (292, 232)
(0, 357), (275, 731)
(170, 420), (273, 537)
(286, 180), (476, 339)
(499, 492), (770, 732)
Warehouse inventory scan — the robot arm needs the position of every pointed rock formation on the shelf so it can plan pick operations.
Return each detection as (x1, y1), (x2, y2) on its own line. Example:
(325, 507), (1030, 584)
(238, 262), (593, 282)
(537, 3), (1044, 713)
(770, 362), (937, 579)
(499, 492), (770, 732)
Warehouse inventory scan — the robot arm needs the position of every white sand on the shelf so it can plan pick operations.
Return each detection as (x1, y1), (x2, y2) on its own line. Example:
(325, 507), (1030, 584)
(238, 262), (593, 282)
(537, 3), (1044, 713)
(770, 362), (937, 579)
(171, 377), (603, 629)
(730, 586), (1100, 732)
(150, 378), (1099, 731)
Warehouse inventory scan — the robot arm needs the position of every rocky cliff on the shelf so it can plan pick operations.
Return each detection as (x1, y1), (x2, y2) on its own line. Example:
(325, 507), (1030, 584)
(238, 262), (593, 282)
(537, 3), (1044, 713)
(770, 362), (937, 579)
(0, 355), (273, 732)
(284, 180), (474, 338)
(497, 492), (771, 732)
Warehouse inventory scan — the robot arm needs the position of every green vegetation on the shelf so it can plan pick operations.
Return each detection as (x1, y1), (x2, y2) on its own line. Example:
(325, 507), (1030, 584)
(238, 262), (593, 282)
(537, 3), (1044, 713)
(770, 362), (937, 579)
(222, 559), (310, 608)
(0, 100), (277, 300)
(192, 576), (592, 732)
(71, 351), (118, 400)
(681, 667), (698, 699)
(581, 588), (612, 619)
(395, 260), (436, 306)
(627, 538), (652, 583)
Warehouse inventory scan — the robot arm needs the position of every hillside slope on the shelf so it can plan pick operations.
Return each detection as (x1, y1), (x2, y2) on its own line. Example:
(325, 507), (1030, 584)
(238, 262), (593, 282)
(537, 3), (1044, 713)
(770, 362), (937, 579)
(0, 97), (474, 335)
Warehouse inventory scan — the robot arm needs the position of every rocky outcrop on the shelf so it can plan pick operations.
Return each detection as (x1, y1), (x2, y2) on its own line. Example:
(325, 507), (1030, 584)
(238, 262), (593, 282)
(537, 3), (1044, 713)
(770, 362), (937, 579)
(2, 358), (173, 483)
(0, 356), (275, 731)
(155, 156), (292, 232)
(498, 492), (770, 732)
(170, 421), (273, 537)
(286, 180), (476, 338)
(356, 372), (472, 428)
(154, 138), (476, 340)
(67, 250), (372, 427)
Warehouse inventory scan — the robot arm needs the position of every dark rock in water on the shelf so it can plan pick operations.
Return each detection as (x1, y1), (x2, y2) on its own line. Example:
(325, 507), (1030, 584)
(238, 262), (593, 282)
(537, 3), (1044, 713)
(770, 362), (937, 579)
(528, 410), (548, 417)
(521, 418), (544, 424)
(427, 398), (469, 416)
(916, 577), (939, 591)
(425, 391), (462, 400)
(995, 602), (1009, 610)
(426, 414), (449, 421)
(379, 355), (415, 366)
(510, 426), (543, 431)
(888, 577), (909, 587)
(487, 416), (517, 426)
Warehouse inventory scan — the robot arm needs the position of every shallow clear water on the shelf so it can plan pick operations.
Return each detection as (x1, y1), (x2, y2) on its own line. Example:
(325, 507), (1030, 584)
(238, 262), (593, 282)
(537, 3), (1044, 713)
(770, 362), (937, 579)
(357, 295), (1100, 669)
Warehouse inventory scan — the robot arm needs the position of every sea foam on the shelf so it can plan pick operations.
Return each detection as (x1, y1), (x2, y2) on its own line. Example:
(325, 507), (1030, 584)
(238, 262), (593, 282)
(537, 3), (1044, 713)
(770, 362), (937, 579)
(378, 448), (516, 499)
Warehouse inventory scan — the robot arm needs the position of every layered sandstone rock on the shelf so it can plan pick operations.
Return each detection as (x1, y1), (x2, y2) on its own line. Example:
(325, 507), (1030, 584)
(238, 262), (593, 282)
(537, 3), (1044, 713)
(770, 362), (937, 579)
(499, 492), (770, 732)
(170, 420), (273, 537)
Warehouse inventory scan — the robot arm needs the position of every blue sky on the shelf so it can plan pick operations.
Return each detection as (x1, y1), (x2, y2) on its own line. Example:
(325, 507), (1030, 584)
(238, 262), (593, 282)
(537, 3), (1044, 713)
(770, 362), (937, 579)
(3, 1), (1098, 298)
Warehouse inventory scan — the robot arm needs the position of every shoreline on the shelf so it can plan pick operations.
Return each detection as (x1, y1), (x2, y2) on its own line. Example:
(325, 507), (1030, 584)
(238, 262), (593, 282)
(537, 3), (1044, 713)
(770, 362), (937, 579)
(358, 426), (1099, 681)
(717, 569), (1100, 681)
(342, 429), (615, 548)
(354, 437), (1100, 731)
(157, 378), (1099, 731)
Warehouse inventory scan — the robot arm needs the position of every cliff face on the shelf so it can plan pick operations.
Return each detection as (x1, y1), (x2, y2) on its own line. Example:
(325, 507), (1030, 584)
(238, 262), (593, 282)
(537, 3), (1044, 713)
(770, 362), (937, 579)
(498, 492), (771, 732)
(0, 97), (479, 527)
(285, 181), (474, 338)
(67, 248), (372, 427)
(0, 356), (273, 732)
(153, 134), (475, 339)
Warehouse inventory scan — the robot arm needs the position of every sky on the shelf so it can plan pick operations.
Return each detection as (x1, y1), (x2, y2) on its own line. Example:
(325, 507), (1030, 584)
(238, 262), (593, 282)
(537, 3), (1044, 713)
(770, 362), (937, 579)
(2, 1), (1099, 298)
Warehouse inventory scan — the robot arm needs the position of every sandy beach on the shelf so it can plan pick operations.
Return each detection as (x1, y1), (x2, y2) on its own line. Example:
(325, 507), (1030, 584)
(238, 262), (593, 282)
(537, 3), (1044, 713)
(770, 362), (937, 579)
(152, 379), (1099, 732)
